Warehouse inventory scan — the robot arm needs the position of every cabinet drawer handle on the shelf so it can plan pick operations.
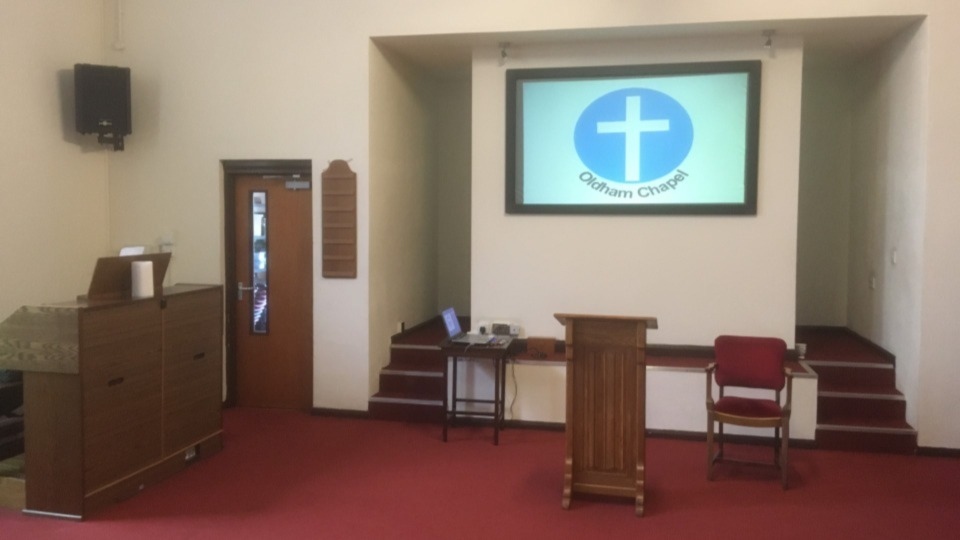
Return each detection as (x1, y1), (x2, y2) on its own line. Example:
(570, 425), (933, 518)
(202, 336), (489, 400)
(193, 352), (206, 360)
(108, 376), (125, 387)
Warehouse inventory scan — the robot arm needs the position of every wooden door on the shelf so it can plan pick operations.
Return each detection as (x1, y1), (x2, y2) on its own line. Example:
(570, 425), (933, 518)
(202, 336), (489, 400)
(232, 174), (313, 410)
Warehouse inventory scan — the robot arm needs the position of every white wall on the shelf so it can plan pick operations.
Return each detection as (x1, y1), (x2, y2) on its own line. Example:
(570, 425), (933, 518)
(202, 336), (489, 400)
(796, 64), (852, 326)
(436, 79), (473, 314)
(368, 44), (440, 388)
(10, 0), (959, 445)
(917, 0), (960, 449)
(0, 1), (110, 320)
(504, 364), (819, 440)
(471, 36), (804, 347)
(847, 23), (927, 427)
(466, 35), (807, 431)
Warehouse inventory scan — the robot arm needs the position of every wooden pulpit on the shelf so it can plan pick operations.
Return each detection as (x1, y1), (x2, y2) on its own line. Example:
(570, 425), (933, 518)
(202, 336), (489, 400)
(555, 313), (658, 517)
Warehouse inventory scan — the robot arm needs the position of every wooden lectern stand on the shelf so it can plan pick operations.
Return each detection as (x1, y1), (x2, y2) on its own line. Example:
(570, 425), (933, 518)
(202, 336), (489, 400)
(555, 313), (658, 517)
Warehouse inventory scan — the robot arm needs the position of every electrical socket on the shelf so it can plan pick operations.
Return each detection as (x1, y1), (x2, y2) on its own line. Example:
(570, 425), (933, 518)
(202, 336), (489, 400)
(509, 323), (521, 336)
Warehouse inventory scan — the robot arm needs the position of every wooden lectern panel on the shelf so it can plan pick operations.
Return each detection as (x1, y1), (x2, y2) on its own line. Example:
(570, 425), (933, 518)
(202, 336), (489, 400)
(555, 313), (657, 517)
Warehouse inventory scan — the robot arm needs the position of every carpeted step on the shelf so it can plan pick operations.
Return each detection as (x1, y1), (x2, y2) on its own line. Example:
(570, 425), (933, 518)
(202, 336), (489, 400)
(806, 360), (896, 387)
(368, 332), (451, 422)
(387, 345), (446, 370)
(368, 391), (444, 423)
(378, 366), (444, 396)
(796, 327), (894, 364)
(817, 387), (907, 424)
(816, 418), (917, 454)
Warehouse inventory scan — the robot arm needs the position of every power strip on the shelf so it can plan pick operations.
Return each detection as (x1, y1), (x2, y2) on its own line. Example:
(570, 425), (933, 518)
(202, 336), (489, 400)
(477, 319), (521, 337)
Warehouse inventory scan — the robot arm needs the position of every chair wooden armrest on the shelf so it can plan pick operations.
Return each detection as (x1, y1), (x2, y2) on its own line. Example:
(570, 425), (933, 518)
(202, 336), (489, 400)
(782, 367), (793, 416)
(705, 362), (716, 409)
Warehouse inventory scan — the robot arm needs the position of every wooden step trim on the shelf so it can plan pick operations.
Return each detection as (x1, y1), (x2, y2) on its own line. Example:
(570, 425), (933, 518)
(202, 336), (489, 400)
(819, 390), (905, 401)
(818, 423), (917, 435)
(380, 368), (443, 378)
(806, 360), (893, 369)
(391, 344), (441, 351)
(369, 395), (442, 407)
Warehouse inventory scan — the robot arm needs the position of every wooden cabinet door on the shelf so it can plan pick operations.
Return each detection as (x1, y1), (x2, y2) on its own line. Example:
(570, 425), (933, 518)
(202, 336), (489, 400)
(81, 301), (162, 492)
(162, 288), (223, 454)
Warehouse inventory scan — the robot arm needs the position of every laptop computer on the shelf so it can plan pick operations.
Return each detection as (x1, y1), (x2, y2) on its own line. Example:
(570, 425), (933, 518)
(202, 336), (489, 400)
(442, 307), (494, 345)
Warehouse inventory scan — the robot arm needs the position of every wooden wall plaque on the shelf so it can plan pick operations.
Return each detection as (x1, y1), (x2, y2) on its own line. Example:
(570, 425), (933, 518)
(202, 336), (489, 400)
(321, 160), (357, 278)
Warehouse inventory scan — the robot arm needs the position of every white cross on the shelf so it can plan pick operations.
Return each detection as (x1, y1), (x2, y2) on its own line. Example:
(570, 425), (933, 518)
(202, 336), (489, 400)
(596, 95), (670, 182)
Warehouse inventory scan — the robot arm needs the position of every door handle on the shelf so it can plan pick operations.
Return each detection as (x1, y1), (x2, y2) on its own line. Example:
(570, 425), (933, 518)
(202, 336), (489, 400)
(237, 281), (255, 301)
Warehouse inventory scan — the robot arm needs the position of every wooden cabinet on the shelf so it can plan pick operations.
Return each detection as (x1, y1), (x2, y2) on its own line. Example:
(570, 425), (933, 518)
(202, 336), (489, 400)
(0, 284), (223, 520)
(555, 313), (657, 517)
(162, 290), (223, 455)
(82, 300), (163, 493)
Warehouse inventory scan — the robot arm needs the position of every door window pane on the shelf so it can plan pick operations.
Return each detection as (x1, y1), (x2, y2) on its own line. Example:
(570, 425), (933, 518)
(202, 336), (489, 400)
(251, 191), (268, 333)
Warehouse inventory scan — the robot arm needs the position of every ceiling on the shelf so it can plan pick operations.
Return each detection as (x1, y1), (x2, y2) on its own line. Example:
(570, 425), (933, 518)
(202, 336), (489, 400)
(374, 15), (924, 79)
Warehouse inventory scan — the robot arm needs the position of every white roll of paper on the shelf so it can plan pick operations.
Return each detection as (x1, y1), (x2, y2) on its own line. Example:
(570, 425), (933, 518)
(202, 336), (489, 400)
(131, 260), (154, 298)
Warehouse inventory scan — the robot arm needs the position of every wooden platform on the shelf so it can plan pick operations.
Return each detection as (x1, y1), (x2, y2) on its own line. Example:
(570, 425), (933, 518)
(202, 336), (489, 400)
(798, 326), (917, 454)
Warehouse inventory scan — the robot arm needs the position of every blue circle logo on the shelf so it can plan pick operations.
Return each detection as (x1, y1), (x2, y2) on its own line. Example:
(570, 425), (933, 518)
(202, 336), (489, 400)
(574, 88), (693, 183)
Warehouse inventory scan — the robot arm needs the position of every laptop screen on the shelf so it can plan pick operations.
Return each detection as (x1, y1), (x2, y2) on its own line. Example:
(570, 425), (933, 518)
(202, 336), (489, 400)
(441, 307), (462, 337)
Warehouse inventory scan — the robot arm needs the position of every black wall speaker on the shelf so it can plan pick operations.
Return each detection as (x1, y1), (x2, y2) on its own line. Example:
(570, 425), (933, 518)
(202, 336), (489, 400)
(74, 64), (131, 149)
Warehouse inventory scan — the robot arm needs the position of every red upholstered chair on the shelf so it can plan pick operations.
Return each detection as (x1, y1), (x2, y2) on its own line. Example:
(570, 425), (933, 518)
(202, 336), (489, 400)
(706, 335), (793, 489)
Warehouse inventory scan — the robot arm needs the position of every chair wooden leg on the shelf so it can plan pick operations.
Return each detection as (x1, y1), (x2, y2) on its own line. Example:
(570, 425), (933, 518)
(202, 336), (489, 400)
(717, 422), (724, 460)
(781, 420), (790, 490)
(774, 426), (781, 465)
(706, 414), (714, 481)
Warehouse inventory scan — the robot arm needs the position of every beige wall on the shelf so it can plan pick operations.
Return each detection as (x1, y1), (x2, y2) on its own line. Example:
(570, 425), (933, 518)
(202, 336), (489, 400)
(0, 1), (110, 319)
(796, 64), (852, 327)
(7, 0), (960, 446)
(368, 44), (440, 390)
(435, 79), (473, 315)
(848, 23), (927, 427)
(101, 1), (373, 410)
(918, 0), (960, 448)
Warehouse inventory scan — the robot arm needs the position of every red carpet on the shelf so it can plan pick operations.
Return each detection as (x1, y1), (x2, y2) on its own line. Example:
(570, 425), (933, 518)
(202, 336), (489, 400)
(2, 408), (959, 539)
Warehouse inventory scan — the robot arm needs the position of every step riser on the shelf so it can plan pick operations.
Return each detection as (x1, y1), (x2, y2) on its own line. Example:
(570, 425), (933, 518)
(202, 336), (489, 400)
(378, 373), (444, 396)
(816, 429), (917, 454)
(368, 401), (443, 423)
(388, 347), (447, 369)
(818, 396), (906, 423)
(390, 346), (441, 361)
(372, 339), (449, 423)
(811, 365), (895, 387)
